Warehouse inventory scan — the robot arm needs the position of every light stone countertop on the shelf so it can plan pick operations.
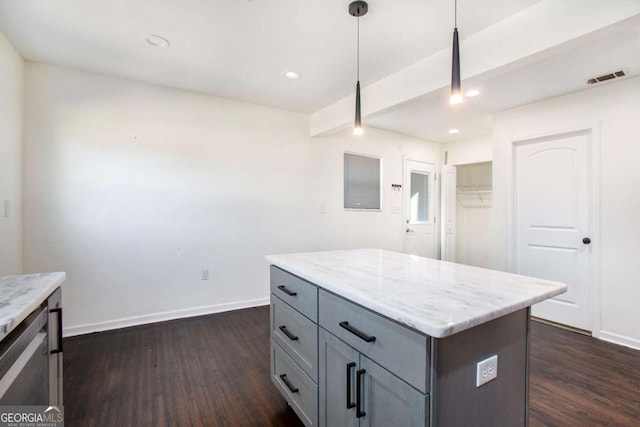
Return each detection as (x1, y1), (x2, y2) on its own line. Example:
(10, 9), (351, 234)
(0, 272), (65, 342)
(266, 249), (566, 338)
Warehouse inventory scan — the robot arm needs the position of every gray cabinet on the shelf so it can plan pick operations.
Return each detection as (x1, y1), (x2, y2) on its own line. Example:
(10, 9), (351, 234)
(270, 267), (319, 427)
(318, 328), (359, 427)
(319, 324), (428, 427)
(318, 290), (430, 393)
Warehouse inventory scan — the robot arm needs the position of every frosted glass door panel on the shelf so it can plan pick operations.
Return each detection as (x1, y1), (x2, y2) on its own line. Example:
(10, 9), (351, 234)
(410, 172), (430, 223)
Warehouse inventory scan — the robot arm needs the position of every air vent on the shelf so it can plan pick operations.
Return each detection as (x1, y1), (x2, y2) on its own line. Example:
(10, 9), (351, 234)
(587, 70), (626, 85)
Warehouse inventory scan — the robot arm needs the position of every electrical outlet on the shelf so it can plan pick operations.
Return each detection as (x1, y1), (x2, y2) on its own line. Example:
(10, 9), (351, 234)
(476, 355), (498, 387)
(201, 269), (209, 280)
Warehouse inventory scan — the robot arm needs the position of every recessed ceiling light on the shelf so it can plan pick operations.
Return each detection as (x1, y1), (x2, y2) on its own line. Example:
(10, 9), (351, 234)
(465, 89), (480, 97)
(449, 129), (460, 134)
(283, 71), (300, 80)
(146, 34), (170, 48)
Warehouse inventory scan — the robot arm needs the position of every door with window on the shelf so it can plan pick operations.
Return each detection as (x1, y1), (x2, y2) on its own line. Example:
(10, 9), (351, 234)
(403, 160), (436, 258)
(515, 130), (593, 331)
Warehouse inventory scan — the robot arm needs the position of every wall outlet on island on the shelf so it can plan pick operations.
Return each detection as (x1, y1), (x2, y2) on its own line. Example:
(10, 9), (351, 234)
(476, 354), (498, 387)
(201, 269), (209, 280)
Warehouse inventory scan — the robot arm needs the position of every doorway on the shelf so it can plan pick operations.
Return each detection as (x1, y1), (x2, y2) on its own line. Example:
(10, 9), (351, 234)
(440, 162), (493, 267)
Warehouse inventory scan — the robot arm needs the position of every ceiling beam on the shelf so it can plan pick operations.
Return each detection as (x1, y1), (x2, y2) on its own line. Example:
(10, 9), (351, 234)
(310, 0), (640, 137)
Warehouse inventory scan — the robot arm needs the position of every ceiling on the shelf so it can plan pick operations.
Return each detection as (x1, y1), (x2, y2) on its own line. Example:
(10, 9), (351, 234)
(0, 0), (639, 143)
(368, 14), (640, 142)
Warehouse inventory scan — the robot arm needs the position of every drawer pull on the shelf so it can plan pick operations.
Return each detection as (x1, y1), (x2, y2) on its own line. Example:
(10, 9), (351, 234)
(278, 325), (299, 341)
(277, 285), (297, 297)
(339, 321), (376, 343)
(356, 368), (366, 418)
(279, 374), (299, 394)
(346, 362), (356, 409)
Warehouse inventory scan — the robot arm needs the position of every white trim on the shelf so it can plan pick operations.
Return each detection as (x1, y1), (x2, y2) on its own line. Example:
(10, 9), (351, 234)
(588, 122), (602, 337)
(508, 122), (601, 334)
(63, 297), (270, 337)
(599, 331), (640, 351)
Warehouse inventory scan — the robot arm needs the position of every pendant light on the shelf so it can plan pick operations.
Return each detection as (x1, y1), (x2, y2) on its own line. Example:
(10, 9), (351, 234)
(349, 1), (368, 135)
(450, 0), (463, 104)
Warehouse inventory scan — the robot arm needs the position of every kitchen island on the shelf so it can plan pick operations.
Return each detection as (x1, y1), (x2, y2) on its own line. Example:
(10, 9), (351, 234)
(266, 249), (566, 427)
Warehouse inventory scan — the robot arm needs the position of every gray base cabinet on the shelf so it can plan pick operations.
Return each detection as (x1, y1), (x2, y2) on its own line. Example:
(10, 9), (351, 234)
(270, 266), (530, 427)
(270, 267), (319, 427)
(319, 328), (428, 427)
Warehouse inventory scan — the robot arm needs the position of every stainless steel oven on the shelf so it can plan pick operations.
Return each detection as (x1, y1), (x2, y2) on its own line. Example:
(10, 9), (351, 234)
(0, 307), (49, 404)
(0, 287), (63, 405)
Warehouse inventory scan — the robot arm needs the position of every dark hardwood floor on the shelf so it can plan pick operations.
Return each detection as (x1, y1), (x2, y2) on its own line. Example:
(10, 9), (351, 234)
(529, 322), (640, 426)
(64, 306), (640, 426)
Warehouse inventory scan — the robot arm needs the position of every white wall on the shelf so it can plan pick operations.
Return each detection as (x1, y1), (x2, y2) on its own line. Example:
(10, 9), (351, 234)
(444, 137), (492, 166)
(492, 75), (640, 348)
(23, 63), (441, 335)
(0, 32), (23, 275)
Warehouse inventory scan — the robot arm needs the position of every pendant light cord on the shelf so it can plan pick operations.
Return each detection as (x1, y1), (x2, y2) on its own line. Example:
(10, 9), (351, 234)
(357, 15), (360, 81)
(455, 0), (457, 28)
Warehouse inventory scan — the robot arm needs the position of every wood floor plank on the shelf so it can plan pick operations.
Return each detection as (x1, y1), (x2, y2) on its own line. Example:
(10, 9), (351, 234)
(63, 307), (640, 426)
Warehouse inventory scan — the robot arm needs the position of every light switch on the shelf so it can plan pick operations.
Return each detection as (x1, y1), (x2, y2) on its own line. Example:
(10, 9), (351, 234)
(3, 200), (9, 218)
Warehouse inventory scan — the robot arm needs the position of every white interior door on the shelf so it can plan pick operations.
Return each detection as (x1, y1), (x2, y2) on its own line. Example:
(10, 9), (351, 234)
(515, 131), (592, 331)
(404, 160), (436, 258)
(440, 165), (457, 262)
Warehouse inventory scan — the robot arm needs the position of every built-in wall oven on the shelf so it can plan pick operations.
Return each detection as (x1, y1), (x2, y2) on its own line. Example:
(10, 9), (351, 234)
(0, 288), (63, 405)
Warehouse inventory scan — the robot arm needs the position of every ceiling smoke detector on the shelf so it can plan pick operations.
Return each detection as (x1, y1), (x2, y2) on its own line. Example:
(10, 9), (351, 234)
(587, 70), (626, 85)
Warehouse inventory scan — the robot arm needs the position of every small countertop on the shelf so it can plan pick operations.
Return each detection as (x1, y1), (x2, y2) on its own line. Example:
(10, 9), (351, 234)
(0, 272), (65, 342)
(266, 249), (566, 338)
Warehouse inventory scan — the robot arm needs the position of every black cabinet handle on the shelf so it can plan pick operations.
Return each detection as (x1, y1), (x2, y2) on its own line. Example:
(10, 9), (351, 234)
(50, 307), (63, 354)
(356, 368), (366, 418)
(277, 285), (297, 296)
(346, 362), (356, 409)
(583, 237), (591, 245)
(278, 325), (299, 341)
(279, 374), (299, 394)
(339, 321), (376, 343)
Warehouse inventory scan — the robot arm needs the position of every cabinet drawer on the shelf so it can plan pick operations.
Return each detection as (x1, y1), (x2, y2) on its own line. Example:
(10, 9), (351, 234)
(319, 290), (430, 393)
(270, 266), (318, 321)
(272, 340), (318, 427)
(271, 295), (318, 381)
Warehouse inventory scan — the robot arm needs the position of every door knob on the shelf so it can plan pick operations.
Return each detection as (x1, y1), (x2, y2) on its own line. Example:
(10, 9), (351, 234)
(406, 228), (415, 233)
(582, 237), (591, 244)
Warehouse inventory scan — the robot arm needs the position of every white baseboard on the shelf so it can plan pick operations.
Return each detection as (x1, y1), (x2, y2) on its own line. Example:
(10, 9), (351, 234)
(598, 330), (640, 351)
(63, 297), (270, 337)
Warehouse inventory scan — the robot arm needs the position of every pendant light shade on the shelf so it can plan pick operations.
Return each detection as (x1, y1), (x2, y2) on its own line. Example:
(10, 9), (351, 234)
(349, 1), (368, 135)
(354, 81), (363, 134)
(450, 0), (463, 104)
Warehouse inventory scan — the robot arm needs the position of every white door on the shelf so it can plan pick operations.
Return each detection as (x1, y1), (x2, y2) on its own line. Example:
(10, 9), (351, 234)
(440, 165), (457, 262)
(515, 131), (592, 331)
(404, 160), (437, 258)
